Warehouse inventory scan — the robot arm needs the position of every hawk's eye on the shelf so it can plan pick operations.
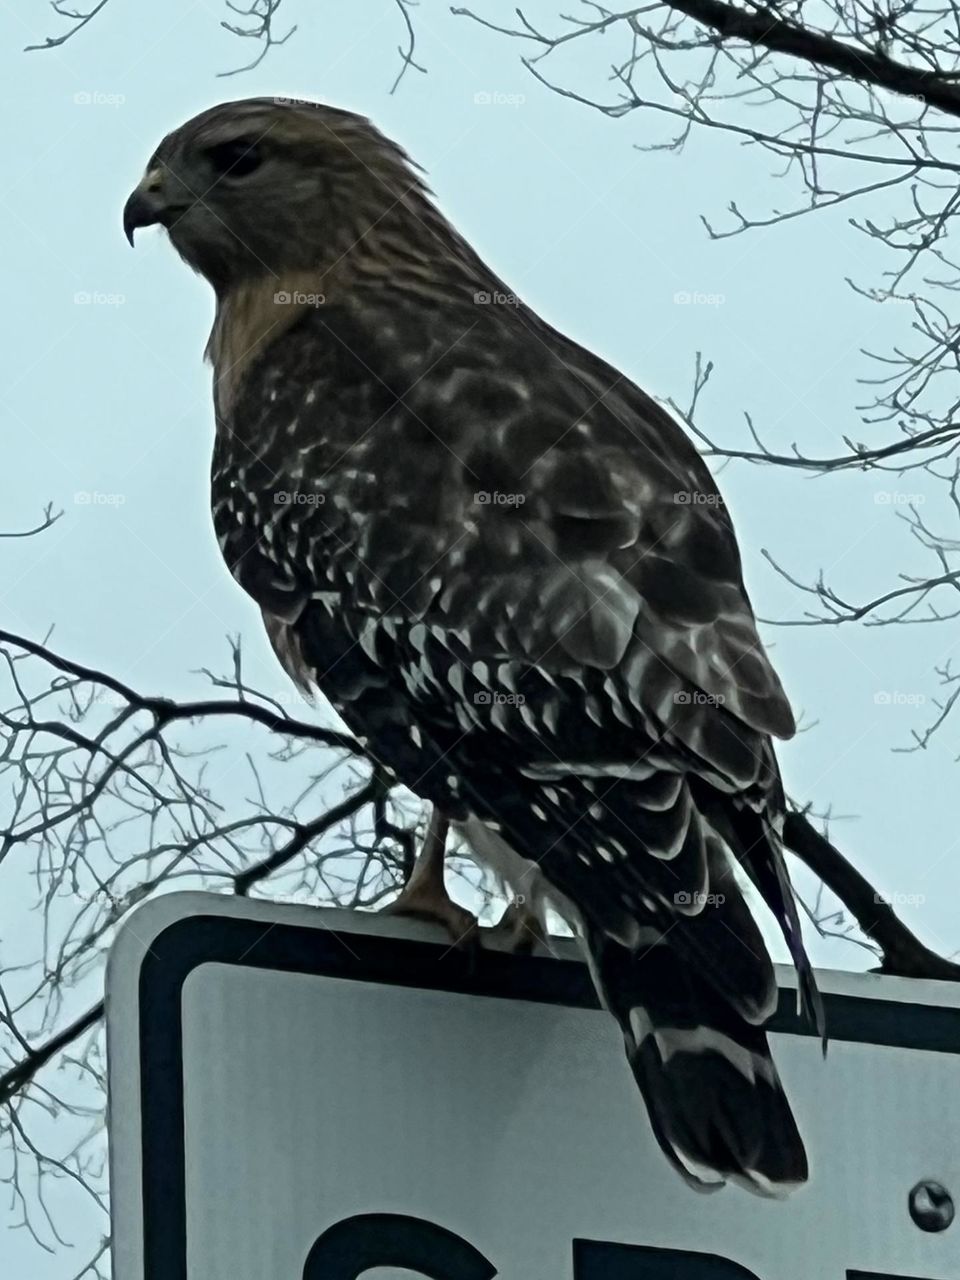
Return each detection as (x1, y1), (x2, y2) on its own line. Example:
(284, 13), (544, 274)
(205, 139), (263, 178)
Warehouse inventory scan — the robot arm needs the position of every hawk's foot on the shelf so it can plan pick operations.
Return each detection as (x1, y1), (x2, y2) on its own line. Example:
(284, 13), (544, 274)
(383, 807), (477, 949)
(484, 901), (549, 955)
(385, 881), (478, 949)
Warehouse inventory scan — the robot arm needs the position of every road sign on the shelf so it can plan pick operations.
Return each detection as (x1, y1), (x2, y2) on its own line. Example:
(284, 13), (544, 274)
(107, 891), (960, 1280)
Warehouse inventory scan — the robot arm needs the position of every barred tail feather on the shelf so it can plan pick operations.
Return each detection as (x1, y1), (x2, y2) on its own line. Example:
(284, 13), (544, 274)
(585, 925), (808, 1196)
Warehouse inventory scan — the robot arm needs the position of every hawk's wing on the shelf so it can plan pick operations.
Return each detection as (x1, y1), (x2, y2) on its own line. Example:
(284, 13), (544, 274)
(334, 301), (795, 753)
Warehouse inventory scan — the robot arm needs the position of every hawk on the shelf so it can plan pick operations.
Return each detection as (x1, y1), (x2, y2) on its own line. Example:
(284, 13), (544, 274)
(124, 98), (822, 1195)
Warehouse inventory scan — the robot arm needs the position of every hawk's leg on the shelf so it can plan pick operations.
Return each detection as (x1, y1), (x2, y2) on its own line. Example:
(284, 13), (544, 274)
(385, 808), (478, 946)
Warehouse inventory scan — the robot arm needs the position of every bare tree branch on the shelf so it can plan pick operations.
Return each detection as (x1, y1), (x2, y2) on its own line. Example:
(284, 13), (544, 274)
(23, 0), (111, 52)
(389, 0), (427, 93)
(0, 505), (62, 539)
(0, 1003), (102, 1109)
(217, 0), (297, 77)
(784, 809), (960, 979)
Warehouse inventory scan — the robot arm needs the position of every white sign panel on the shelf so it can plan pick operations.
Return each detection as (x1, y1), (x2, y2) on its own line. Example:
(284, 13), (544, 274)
(106, 892), (960, 1280)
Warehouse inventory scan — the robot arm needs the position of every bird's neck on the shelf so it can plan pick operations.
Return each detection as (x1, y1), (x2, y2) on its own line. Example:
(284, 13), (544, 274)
(207, 271), (325, 419)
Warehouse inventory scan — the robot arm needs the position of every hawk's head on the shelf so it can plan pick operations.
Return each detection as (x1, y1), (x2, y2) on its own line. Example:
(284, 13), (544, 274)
(123, 98), (429, 293)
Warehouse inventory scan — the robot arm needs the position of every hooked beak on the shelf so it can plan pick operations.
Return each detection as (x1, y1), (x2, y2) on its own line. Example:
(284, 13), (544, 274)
(123, 168), (178, 246)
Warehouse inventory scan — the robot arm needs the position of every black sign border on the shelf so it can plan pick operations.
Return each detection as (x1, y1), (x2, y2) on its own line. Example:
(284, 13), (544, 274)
(135, 912), (960, 1279)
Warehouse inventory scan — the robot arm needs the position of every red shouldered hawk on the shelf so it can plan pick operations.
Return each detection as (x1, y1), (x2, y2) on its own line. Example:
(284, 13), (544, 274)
(124, 98), (822, 1195)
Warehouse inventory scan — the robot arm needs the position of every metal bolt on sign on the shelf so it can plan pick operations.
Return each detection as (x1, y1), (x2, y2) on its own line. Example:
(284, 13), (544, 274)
(909, 1180), (955, 1233)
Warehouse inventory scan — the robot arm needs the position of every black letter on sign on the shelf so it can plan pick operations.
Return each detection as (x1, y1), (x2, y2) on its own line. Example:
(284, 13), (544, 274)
(302, 1213), (497, 1280)
(574, 1240), (763, 1278)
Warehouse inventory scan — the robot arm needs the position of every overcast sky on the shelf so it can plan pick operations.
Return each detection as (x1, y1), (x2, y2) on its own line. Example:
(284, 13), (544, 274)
(1, 1), (956, 1274)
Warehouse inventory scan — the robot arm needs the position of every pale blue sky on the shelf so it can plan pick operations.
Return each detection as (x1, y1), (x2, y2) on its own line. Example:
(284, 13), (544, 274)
(0, 1), (955, 1272)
